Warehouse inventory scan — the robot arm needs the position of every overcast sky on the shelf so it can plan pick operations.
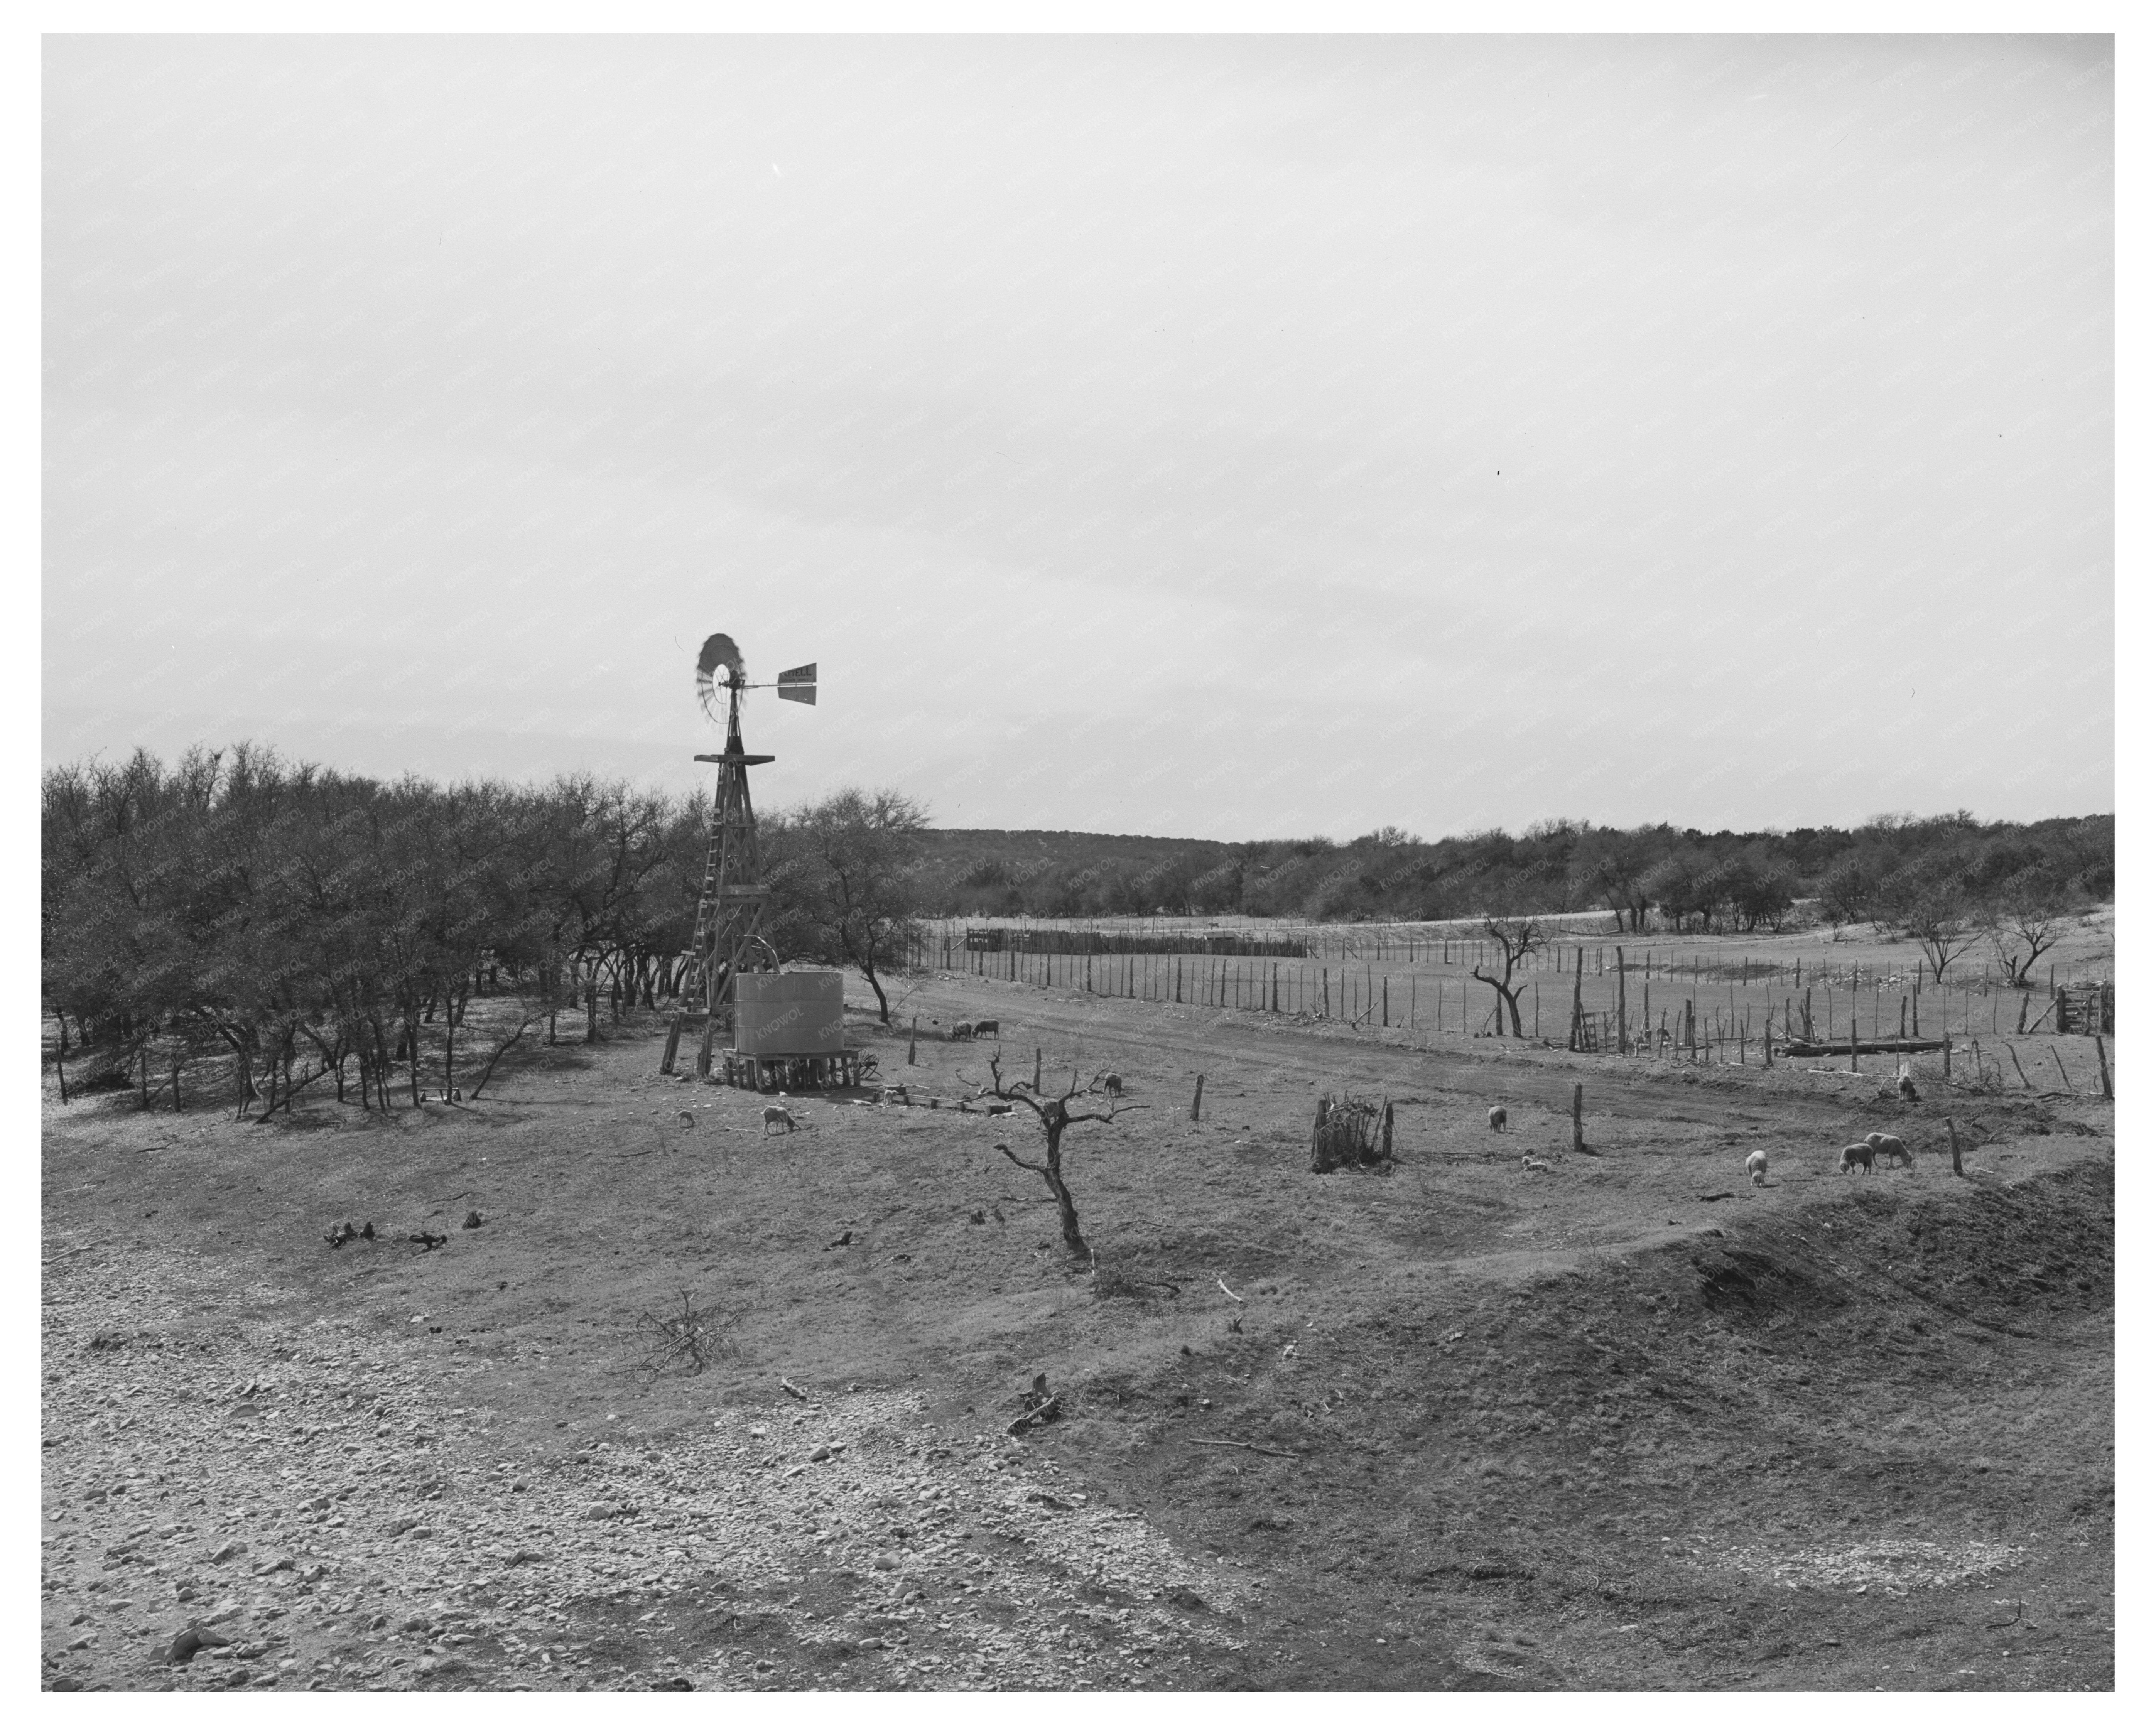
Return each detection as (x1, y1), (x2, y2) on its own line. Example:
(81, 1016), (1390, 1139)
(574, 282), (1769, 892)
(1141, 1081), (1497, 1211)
(42, 34), (2113, 839)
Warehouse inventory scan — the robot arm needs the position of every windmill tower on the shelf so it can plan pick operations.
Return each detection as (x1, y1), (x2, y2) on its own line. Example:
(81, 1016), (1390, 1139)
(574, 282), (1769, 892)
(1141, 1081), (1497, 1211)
(660, 633), (817, 1079)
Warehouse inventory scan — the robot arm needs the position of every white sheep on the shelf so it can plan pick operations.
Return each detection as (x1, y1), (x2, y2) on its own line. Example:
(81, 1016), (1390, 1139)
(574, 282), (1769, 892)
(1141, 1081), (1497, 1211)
(1488, 1105), (1508, 1133)
(1837, 1141), (1875, 1175)
(762, 1095), (797, 1136)
(1866, 1131), (1912, 1168)
(1745, 1148), (1768, 1187)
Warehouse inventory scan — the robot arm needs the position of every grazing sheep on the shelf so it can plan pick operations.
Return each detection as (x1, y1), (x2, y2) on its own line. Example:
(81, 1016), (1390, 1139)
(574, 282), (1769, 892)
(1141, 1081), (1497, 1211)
(1837, 1141), (1876, 1175)
(1745, 1148), (1769, 1187)
(1488, 1105), (1508, 1133)
(973, 1019), (1001, 1039)
(1103, 1072), (1124, 1099)
(762, 1097), (797, 1135)
(949, 1022), (974, 1042)
(1897, 1073), (1920, 1103)
(1867, 1131), (1913, 1168)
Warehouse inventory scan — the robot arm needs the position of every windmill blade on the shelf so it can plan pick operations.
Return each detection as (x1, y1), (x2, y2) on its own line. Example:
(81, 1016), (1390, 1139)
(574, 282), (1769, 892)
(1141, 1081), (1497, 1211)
(776, 663), (818, 706)
(695, 633), (746, 721)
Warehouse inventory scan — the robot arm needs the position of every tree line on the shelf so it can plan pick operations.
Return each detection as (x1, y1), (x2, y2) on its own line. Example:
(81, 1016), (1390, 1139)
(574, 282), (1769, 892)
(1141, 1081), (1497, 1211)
(41, 746), (929, 1108)
(921, 810), (2112, 951)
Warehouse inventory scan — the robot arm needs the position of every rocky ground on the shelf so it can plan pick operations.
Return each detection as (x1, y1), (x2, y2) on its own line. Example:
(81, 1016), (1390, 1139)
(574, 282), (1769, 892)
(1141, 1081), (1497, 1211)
(42, 1245), (1255, 1693)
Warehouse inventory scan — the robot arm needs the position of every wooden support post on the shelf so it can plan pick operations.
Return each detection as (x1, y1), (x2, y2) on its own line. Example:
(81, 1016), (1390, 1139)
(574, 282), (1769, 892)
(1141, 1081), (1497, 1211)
(1850, 1016), (1859, 1073)
(1571, 1082), (1584, 1155)
(1034, 1047), (1043, 1093)
(1616, 945), (1627, 1055)
(1946, 1116), (1963, 1177)
(2096, 1035), (2112, 1100)
(1382, 976), (1389, 1029)
(1942, 1032), (1952, 1081)
(1190, 1073), (1205, 1121)
(2051, 1045), (2071, 1094)
(908, 1018), (918, 1066)
(1570, 949), (1585, 1051)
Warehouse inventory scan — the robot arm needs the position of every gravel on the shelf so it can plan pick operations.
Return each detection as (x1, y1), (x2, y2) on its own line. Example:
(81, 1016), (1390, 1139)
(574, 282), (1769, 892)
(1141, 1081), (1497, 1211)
(42, 1239), (1253, 1691)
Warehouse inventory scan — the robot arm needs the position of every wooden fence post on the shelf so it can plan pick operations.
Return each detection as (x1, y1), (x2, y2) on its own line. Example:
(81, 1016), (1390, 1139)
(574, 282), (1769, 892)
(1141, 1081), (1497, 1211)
(1034, 1047), (1043, 1093)
(1571, 1082), (1584, 1155)
(2095, 1034), (2112, 1100)
(1946, 1116), (1963, 1177)
(908, 1018), (918, 1066)
(1615, 945), (1627, 1054)
(1190, 1073), (1204, 1121)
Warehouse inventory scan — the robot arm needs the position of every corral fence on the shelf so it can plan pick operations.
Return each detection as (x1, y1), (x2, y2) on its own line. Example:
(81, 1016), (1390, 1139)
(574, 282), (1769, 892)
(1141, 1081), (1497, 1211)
(896, 918), (2115, 1092)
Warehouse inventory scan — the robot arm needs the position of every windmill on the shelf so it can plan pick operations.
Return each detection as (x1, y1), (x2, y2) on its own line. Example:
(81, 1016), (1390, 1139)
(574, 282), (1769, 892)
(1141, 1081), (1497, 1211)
(659, 632), (817, 1079)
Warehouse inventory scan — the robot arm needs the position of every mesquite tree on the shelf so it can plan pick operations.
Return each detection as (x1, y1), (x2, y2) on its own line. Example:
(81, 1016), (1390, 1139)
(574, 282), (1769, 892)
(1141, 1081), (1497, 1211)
(766, 788), (929, 1024)
(973, 1054), (1145, 1257)
(1471, 913), (1553, 1037)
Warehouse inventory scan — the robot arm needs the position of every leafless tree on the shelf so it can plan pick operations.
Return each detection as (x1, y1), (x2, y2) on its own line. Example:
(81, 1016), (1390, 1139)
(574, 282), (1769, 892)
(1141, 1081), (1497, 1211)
(1984, 868), (2091, 988)
(970, 1053), (1146, 1257)
(1471, 913), (1554, 1037)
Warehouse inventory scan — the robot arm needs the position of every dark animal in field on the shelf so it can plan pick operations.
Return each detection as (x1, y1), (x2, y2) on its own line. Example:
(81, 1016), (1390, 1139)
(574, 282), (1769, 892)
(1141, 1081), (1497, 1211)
(1837, 1141), (1876, 1175)
(763, 1099), (797, 1135)
(324, 1221), (358, 1249)
(462, 1210), (483, 1230)
(410, 1231), (449, 1251)
(949, 1022), (974, 1041)
(1103, 1072), (1124, 1099)
(973, 1020), (1000, 1039)
(1488, 1105), (1508, 1132)
(1898, 1073), (1920, 1103)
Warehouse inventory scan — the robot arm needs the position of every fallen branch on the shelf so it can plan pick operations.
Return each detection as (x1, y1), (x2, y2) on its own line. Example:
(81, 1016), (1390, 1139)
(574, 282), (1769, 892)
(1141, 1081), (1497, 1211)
(1215, 1276), (1243, 1303)
(1008, 1394), (1061, 1435)
(1190, 1437), (1299, 1459)
(779, 1377), (811, 1402)
(466, 1012), (540, 1101)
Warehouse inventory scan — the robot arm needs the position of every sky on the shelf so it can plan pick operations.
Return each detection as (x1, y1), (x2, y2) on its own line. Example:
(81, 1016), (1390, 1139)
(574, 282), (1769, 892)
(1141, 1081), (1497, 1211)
(42, 33), (2114, 840)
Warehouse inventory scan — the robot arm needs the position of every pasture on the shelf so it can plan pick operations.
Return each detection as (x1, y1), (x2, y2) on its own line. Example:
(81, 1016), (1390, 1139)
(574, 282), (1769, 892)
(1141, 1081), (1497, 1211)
(42, 924), (2114, 1691)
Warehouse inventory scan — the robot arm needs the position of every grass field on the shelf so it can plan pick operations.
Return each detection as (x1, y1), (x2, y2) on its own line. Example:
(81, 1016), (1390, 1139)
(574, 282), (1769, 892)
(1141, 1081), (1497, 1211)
(42, 925), (2114, 1691)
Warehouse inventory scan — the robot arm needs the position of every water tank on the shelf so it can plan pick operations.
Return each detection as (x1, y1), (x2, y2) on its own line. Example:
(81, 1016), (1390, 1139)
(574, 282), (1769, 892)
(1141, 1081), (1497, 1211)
(733, 971), (846, 1056)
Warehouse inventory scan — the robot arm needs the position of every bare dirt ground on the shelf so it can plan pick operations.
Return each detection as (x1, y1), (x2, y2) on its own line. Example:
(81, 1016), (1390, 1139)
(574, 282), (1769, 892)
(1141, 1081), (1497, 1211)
(42, 970), (2114, 1691)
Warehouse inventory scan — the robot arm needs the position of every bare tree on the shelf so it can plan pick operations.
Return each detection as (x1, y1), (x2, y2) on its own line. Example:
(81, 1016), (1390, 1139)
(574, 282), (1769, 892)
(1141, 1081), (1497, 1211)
(1984, 868), (2091, 987)
(1877, 862), (1984, 982)
(972, 1053), (1146, 1257)
(1471, 913), (1554, 1037)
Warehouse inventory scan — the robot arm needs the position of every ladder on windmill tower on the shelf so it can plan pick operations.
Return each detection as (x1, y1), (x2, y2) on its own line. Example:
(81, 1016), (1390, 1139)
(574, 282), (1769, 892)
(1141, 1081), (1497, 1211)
(661, 635), (818, 1079)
